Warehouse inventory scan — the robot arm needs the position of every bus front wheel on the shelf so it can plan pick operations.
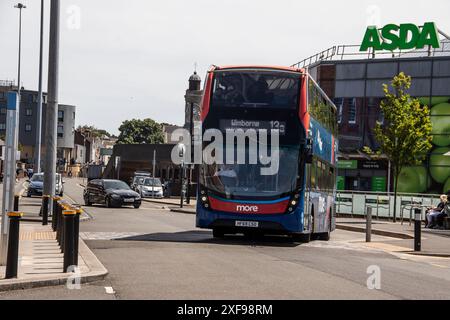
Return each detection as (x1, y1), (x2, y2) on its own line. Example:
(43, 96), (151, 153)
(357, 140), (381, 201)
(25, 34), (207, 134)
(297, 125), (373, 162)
(291, 233), (310, 243)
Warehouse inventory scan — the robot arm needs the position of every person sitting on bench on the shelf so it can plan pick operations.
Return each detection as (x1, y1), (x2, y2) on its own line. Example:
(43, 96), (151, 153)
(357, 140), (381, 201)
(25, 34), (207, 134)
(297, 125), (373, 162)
(426, 195), (447, 229)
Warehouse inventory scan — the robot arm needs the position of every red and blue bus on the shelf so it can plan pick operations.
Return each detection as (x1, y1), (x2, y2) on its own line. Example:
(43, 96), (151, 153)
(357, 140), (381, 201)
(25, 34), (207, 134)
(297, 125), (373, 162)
(196, 65), (338, 242)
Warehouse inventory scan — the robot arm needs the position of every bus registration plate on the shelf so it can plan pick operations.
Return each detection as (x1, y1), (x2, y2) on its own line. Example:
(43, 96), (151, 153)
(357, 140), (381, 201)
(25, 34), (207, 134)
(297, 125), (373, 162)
(235, 221), (259, 228)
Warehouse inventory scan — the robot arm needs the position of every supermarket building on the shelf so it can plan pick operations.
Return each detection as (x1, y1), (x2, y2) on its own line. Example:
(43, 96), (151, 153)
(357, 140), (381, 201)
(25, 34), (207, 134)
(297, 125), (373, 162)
(293, 24), (450, 194)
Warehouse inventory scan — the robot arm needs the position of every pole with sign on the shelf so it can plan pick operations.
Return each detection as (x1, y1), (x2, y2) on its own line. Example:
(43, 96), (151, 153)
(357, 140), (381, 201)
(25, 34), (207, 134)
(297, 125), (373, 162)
(0, 92), (20, 265)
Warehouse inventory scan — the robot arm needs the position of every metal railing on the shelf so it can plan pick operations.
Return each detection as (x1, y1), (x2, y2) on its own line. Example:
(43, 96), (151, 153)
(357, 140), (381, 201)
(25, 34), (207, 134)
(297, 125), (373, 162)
(292, 40), (450, 69)
(336, 190), (441, 222)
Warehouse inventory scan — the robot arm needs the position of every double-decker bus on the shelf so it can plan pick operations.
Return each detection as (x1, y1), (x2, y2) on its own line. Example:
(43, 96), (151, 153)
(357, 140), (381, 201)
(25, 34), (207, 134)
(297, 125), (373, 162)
(196, 65), (338, 242)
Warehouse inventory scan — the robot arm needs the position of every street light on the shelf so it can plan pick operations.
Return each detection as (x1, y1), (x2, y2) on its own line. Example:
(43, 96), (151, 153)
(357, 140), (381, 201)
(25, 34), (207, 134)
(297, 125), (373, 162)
(14, 3), (26, 97)
(35, 0), (44, 173)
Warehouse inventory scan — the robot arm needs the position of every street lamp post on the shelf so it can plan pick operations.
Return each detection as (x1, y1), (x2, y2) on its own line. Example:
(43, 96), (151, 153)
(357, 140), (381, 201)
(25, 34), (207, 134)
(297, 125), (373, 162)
(43, 0), (60, 217)
(34, 0), (44, 173)
(1, 3), (27, 265)
(14, 3), (26, 97)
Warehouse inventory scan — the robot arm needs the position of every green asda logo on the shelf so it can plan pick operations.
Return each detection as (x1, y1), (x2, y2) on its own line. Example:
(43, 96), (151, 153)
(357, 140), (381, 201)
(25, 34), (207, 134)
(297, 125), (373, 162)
(360, 22), (440, 52)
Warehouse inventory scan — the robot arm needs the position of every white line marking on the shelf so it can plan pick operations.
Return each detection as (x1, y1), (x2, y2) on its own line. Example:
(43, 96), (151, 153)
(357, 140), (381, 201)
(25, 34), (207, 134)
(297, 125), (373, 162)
(105, 286), (115, 294)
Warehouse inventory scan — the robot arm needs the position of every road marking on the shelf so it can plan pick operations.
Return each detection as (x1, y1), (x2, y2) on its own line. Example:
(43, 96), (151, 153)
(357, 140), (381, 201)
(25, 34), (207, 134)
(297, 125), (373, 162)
(429, 263), (449, 269)
(361, 242), (411, 253)
(76, 183), (85, 189)
(105, 287), (115, 294)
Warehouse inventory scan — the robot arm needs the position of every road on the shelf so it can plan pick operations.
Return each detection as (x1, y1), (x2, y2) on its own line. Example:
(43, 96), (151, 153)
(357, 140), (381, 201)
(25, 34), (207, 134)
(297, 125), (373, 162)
(1, 178), (450, 300)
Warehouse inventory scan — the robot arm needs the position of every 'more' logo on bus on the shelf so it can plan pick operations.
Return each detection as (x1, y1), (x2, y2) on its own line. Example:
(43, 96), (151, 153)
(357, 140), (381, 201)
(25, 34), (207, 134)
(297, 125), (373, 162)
(360, 22), (440, 52)
(236, 205), (259, 213)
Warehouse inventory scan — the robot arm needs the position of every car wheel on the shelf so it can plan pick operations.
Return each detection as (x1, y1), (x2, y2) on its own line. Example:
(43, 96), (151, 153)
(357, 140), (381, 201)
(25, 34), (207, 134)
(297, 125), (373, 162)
(84, 196), (92, 206)
(106, 197), (111, 208)
(27, 192), (31, 198)
(134, 203), (141, 209)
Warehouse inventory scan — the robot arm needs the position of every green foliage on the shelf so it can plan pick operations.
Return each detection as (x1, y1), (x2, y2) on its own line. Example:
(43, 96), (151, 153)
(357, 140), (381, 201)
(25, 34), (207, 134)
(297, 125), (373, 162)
(117, 118), (165, 145)
(370, 72), (433, 173)
(365, 72), (433, 220)
(78, 125), (112, 138)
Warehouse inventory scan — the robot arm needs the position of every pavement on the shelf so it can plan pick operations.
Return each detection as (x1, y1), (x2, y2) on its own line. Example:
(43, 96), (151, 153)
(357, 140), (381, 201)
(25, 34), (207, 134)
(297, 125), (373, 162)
(0, 182), (108, 292)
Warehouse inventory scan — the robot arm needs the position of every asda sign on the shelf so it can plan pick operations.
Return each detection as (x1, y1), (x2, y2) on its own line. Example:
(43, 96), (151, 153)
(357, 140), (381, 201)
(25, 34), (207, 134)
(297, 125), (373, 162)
(360, 22), (440, 52)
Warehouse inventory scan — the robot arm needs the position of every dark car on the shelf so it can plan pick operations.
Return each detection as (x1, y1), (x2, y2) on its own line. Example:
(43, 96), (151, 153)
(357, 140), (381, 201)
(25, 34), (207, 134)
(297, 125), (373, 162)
(83, 179), (141, 209)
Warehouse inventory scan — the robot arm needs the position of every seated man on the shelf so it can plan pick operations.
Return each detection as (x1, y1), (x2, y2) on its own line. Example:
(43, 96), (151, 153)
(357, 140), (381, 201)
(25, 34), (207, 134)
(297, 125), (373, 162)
(426, 194), (447, 229)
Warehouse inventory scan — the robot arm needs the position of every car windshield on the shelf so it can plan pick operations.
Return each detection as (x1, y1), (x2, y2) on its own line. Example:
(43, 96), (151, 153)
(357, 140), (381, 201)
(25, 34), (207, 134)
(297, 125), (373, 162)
(104, 180), (131, 190)
(201, 145), (302, 199)
(31, 175), (44, 182)
(30, 174), (61, 183)
(143, 178), (162, 187)
(212, 70), (300, 109)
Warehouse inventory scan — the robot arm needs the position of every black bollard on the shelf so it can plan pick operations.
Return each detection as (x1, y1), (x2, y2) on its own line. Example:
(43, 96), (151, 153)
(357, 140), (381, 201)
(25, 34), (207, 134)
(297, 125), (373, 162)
(42, 195), (50, 226)
(414, 208), (422, 252)
(73, 208), (82, 266)
(52, 197), (60, 231)
(5, 212), (23, 279)
(63, 210), (76, 272)
(13, 195), (19, 212)
(58, 202), (66, 251)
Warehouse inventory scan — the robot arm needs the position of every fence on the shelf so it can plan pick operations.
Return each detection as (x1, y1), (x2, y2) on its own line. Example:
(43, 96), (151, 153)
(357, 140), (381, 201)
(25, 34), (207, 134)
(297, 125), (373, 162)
(336, 190), (442, 223)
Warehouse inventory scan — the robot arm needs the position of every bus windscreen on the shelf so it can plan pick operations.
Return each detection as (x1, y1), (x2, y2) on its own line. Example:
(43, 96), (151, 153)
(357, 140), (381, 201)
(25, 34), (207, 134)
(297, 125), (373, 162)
(212, 70), (300, 109)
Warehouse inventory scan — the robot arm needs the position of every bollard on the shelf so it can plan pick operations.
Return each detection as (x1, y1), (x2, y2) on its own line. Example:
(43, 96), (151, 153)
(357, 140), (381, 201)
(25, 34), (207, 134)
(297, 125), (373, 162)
(366, 206), (372, 243)
(73, 207), (82, 266)
(58, 202), (67, 251)
(42, 195), (50, 226)
(5, 212), (23, 279)
(63, 210), (76, 272)
(52, 196), (61, 231)
(414, 208), (422, 252)
(14, 195), (20, 212)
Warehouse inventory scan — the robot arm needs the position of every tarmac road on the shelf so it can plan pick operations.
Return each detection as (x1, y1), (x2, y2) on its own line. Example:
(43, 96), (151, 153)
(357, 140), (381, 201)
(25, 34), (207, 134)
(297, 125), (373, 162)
(1, 178), (450, 300)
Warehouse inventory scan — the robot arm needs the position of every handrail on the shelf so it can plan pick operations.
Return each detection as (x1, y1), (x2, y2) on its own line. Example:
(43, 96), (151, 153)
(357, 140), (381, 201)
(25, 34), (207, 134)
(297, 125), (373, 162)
(292, 40), (450, 69)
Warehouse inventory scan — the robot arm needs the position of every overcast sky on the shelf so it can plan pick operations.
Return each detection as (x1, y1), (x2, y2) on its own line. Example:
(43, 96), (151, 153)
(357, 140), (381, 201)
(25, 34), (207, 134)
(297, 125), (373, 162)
(1, 0), (449, 135)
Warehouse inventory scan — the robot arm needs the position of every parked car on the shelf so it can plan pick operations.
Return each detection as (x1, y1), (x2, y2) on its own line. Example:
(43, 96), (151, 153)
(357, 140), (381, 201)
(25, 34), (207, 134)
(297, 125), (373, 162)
(130, 171), (151, 191)
(27, 173), (64, 197)
(136, 177), (164, 199)
(84, 179), (141, 209)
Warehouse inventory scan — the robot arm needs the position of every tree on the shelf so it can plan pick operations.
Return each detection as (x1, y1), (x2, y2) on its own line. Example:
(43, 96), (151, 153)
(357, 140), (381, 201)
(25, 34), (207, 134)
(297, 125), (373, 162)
(365, 72), (433, 222)
(77, 125), (112, 138)
(117, 118), (165, 145)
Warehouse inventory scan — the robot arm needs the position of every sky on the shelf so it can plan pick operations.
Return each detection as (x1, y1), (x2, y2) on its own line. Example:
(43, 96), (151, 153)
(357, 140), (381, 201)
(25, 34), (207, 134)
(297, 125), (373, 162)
(1, 0), (450, 135)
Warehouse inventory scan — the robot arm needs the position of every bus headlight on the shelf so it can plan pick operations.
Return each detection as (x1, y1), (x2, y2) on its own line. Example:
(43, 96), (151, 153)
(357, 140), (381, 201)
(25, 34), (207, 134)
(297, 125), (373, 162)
(287, 193), (301, 214)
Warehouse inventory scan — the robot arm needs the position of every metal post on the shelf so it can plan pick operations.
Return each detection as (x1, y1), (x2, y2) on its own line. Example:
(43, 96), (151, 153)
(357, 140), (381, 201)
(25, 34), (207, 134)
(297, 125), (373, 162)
(180, 162), (184, 209)
(73, 208), (82, 266)
(187, 102), (195, 205)
(43, 0), (60, 218)
(51, 196), (60, 231)
(1, 92), (20, 265)
(152, 150), (156, 199)
(366, 206), (372, 243)
(414, 208), (422, 252)
(14, 195), (19, 212)
(5, 212), (23, 279)
(63, 210), (75, 272)
(42, 195), (50, 226)
(35, 0), (45, 173)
